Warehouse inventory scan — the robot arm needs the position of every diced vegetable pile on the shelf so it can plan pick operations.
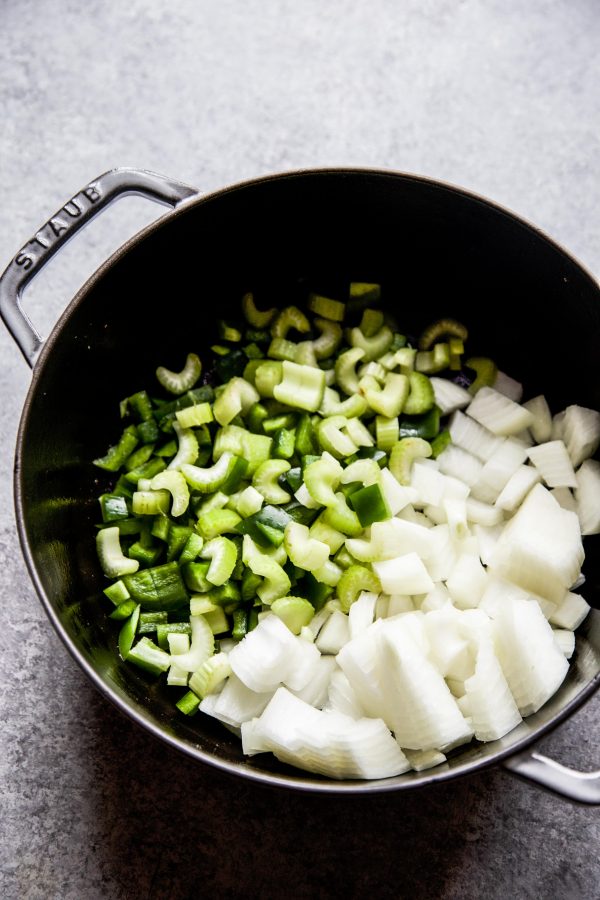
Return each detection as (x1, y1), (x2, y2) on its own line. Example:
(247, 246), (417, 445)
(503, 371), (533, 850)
(94, 284), (600, 780)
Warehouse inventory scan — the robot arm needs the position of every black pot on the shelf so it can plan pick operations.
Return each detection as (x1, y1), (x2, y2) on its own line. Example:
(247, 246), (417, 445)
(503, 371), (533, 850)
(2, 167), (600, 800)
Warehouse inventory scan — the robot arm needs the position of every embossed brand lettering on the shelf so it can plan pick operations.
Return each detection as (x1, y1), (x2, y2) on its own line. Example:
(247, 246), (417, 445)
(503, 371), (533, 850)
(15, 252), (33, 270)
(49, 218), (68, 237)
(63, 199), (82, 218)
(32, 233), (49, 249)
(83, 185), (101, 203)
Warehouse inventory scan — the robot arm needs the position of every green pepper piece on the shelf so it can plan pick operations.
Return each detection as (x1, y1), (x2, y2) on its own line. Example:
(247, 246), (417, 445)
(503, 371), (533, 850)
(123, 562), (188, 610)
(294, 413), (318, 457)
(182, 561), (212, 593)
(136, 418), (160, 444)
(348, 483), (392, 527)
(118, 604), (141, 659)
(215, 349), (247, 383)
(156, 621), (192, 650)
(431, 429), (452, 459)
(167, 524), (193, 562)
(241, 568), (263, 602)
(398, 406), (440, 440)
(221, 455), (249, 494)
(99, 494), (130, 523)
(127, 542), (163, 567)
(283, 466), (303, 493)
(232, 608), (249, 641)
(272, 427), (296, 460)
(176, 690), (201, 716)
(94, 425), (139, 472)
(109, 599), (138, 621)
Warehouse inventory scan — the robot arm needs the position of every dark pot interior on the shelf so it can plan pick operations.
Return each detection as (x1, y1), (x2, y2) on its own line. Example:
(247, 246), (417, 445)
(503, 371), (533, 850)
(16, 169), (600, 792)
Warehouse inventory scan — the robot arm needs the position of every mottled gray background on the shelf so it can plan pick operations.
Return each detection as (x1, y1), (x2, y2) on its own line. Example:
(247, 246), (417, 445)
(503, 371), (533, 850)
(1, 1), (600, 898)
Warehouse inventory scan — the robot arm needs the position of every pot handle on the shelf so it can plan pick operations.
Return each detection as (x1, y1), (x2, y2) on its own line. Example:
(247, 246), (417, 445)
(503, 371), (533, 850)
(503, 749), (600, 804)
(0, 167), (199, 368)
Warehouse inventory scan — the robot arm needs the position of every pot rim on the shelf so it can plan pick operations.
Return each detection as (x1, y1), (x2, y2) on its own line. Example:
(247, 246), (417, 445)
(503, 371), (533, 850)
(13, 166), (600, 793)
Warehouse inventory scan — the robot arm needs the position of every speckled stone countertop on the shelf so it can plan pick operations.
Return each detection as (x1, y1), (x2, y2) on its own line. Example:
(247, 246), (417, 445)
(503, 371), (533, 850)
(1, 2), (600, 897)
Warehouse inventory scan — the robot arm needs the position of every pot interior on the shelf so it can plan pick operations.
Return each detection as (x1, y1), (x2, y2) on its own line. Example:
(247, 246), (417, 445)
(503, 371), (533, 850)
(17, 170), (600, 790)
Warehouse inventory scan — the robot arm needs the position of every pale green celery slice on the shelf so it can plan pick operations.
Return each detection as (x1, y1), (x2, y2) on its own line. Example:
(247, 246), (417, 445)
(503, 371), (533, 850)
(358, 361), (387, 382)
(271, 596), (316, 634)
(237, 485), (264, 518)
(311, 317), (343, 360)
(196, 491), (229, 516)
(304, 453), (343, 507)
(213, 377), (260, 426)
(131, 489), (170, 516)
(175, 402), (213, 429)
(348, 324), (394, 361)
(273, 361), (325, 412)
(337, 564), (381, 612)
(254, 361), (283, 398)
(252, 459), (291, 504)
(345, 417), (374, 447)
(197, 508), (242, 540)
(242, 535), (291, 604)
(322, 492), (362, 536)
(268, 337), (299, 362)
(309, 517), (346, 554)
(341, 458), (381, 486)
(213, 426), (272, 475)
(201, 536), (238, 586)
(189, 652), (232, 698)
(156, 353), (202, 395)
(149, 470), (190, 517)
(294, 341), (319, 367)
(361, 372), (409, 418)
(389, 437), (432, 485)
(181, 451), (234, 493)
(320, 387), (368, 419)
(335, 347), (365, 395)
(359, 308), (384, 337)
(403, 371), (435, 415)
(271, 306), (311, 339)
(311, 559), (343, 586)
(307, 293), (346, 322)
(318, 416), (358, 458)
(190, 595), (217, 616)
(168, 422), (199, 470)
(376, 416), (399, 451)
(166, 614), (214, 673)
(394, 347), (417, 374)
(242, 292), (277, 328)
(97, 526), (140, 578)
(284, 521), (330, 571)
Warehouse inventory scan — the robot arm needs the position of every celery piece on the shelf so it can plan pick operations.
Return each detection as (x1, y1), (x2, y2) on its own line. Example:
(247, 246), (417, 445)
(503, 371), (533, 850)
(362, 372), (409, 418)
(335, 347), (365, 396)
(181, 452), (235, 494)
(167, 422), (199, 471)
(271, 306), (310, 339)
(203, 607), (230, 635)
(311, 317), (343, 360)
(389, 437), (432, 485)
(376, 416), (399, 452)
(403, 372), (435, 416)
(322, 492), (362, 537)
(243, 342), (265, 360)
(284, 521), (330, 571)
(175, 402), (214, 429)
(262, 413), (296, 434)
(304, 454), (343, 507)
(97, 526), (140, 578)
(271, 596), (315, 634)
(221, 456), (249, 494)
(156, 621), (192, 650)
(268, 337), (299, 362)
(337, 565), (381, 612)
(236, 486), (264, 519)
(254, 361), (284, 398)
(431, 429), (451, 459)
(103, 579), (131, 606)
(154, 386), (214, 424)
(218, 320), (242, 342)
(176, 690), (201, 716)
(318, 416), (358, 459)
(127, 637), (172, 675)
(189, 653), (232, 696)
(213, 377), (259, 427)
(348, 282), (381, 310)
(214, 426), (273, 476)
(201, 536), (238, 586)
(241, 292), (277, 328)
(197, 509), (242, 540)
(151, 514), (171, 542)
(273, 361), (325, 413)
(418, 318), (468, 351)
(156, 353), (202, 395)
(348, 324), (394, 362)
(308, 293), (345, 322)
(359, 308), (384, 337)
(252, 459), (291, 505)
(465, 356), (498, 395)
(149, 470), (190, 517)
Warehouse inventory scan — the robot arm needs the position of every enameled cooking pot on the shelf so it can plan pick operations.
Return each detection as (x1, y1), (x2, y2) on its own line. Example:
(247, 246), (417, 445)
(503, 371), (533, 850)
(2, 167), (600, 800)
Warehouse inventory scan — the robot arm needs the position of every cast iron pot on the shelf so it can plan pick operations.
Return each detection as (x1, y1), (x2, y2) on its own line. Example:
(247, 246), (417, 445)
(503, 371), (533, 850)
(2, 167), (600, 800)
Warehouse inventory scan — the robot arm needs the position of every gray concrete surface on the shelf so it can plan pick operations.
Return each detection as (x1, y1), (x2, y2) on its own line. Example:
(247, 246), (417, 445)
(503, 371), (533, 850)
(1, 1), (600, 897)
